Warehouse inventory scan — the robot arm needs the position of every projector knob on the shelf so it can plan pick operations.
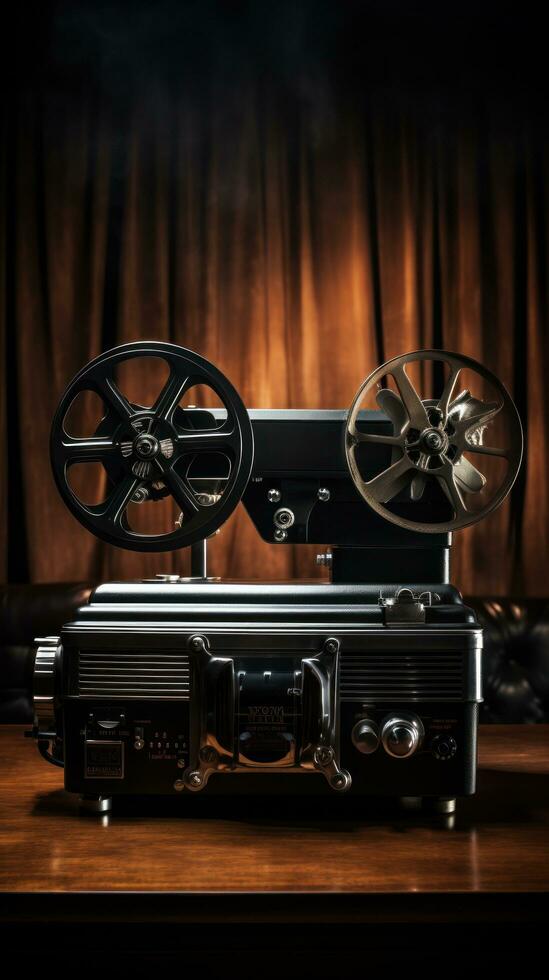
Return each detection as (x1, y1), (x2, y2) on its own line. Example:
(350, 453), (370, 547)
(431, 734), (457, 761)
(33, 636), (61, 731)
(381, 714), (424, 759)
(351, 720), (379, 754)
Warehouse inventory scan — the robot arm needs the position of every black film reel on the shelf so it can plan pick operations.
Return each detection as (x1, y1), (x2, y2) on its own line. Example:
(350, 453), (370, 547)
(50, 342), (254, 551)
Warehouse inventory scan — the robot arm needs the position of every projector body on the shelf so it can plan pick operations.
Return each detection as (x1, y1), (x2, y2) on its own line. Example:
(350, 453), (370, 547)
(31, 345), (522, 814)
(47, 580), (480, 808)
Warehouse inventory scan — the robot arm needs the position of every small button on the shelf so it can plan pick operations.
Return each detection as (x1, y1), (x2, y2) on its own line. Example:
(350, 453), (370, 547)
(432, 735), (457, 761)
(351, 720), (379, 755)
(381, 714), (423, 759)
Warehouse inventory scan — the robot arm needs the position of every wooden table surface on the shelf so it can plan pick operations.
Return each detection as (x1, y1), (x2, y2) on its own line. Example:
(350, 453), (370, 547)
(1, 724), (548, 924)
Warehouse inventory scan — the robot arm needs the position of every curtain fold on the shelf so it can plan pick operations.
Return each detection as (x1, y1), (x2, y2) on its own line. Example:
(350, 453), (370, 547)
(1, 76), (547, 592)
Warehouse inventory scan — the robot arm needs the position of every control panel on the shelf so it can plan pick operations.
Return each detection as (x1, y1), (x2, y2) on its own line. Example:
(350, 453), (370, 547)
(340, 702), (474, 797)
(63, 701), (191, 795)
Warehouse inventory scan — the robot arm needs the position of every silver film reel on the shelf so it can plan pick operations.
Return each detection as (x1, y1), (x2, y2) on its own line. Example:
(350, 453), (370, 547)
(345, 349), (523, 533)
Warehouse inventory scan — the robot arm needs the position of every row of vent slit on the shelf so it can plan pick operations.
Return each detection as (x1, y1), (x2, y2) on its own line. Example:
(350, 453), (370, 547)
(77, 649), (463, 702)
(77, 650), (190, 698)
(339, 652), (464, 701)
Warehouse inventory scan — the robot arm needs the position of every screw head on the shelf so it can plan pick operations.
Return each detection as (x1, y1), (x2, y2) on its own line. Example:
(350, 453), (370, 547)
(324, 638), (339, 654)
(314, 746), (334, 767)
(331, 771), (351, 791)
(189, 635), (205, 651)
(425, 432), (442, 449)
(134, 434), (159, 459)
(274, 528), (287, 542)
(267, 488), (281, 503)
(188, 771), (203, 788)
(174, 779), (185, 792)
(317, 487), (331, 502)
(421, 427), (447, 455)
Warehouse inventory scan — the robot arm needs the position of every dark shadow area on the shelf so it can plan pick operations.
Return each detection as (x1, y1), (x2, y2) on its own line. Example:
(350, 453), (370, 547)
(31, 766), (549, 835)
(0, 921), (545, 977)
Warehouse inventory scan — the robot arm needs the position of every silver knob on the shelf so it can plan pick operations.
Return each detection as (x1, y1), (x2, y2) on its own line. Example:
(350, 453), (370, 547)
(381, 714), (424, 759)
(273, 507), (295, 529)
(351, 720), (379, 755)
(33, 636), (60, 731)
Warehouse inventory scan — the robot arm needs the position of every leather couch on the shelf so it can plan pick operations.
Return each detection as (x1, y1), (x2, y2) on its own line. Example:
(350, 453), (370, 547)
(1, 584), (548, 723)
(0, 584), (93, 723)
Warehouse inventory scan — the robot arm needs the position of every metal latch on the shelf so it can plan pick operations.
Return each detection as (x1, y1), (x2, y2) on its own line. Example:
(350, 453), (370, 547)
(381, 587), (441, 625)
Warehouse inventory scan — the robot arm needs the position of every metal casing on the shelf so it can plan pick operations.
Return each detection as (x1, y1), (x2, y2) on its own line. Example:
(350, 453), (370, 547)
(48, 581), (482, 801)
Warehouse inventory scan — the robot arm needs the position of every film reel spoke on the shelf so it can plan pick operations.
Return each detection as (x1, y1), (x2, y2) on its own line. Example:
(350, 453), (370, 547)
(61, 436), (117, 464)
(153, 456), (201, 516)
(90, 474), (141, 525)
(89, 374), (134, 421)
(391, 363), (430, 430)
(175, 419), (239, 456)
(462, 443), (509, 459)
(152, 371), (193, 421)
(456, 403), (503, 437)
(353, 430), (405, 447)
(366, 455), (414, 503)
(437, 364), (462, 422)
(440, 462), (470, 519)
(452, 457), (486, 492)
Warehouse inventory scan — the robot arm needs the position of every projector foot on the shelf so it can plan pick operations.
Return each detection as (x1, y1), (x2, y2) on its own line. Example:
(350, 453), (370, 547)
(432, 797), (456, 815)
(79, 794), (112, 814)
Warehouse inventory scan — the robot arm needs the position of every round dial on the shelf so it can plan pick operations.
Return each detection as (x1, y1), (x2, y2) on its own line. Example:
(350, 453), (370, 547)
(431, 734), (457, 761)
(351, 720), (380, 755)
(381, 714), (424, 759)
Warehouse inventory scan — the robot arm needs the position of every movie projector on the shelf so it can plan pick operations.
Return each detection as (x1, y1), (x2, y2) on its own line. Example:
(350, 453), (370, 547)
(30, 343), (522, 814)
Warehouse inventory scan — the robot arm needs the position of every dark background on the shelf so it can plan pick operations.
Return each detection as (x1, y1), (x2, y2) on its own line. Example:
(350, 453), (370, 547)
(1, 1), (548, 592)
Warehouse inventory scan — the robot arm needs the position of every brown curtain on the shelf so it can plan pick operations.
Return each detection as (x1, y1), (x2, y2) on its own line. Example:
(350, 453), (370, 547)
(1, 62), (548, 593)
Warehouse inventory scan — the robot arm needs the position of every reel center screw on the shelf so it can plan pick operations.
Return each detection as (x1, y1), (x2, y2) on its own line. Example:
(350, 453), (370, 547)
(134, 434), (160, 459)
(421, 428), (446, 454)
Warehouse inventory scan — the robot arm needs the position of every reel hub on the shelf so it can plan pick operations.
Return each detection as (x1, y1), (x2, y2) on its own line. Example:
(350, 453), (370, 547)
(133, 433), (160, 459)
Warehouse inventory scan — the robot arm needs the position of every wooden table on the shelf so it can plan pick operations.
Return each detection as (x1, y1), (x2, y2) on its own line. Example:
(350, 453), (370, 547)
(1, 724), (548, 971)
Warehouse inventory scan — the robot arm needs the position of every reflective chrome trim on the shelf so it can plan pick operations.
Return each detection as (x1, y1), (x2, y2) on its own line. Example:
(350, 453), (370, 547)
(381, 713), (425, 759)
(33, 636), (60, 730)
